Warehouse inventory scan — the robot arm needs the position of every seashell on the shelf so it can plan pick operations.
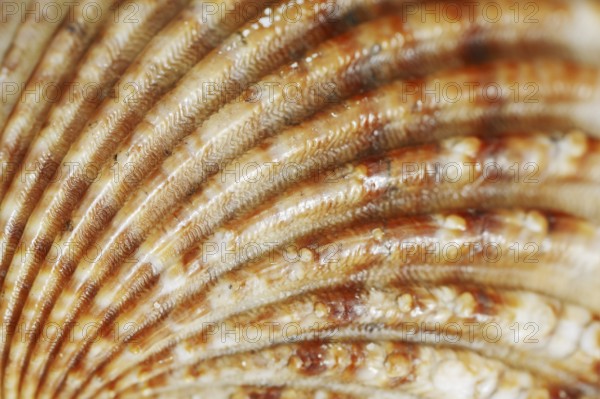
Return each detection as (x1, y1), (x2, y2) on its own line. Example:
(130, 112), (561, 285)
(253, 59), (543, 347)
(0, 0), (599, 398)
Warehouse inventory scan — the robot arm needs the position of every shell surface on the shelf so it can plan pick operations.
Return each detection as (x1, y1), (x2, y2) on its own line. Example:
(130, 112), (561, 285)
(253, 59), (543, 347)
(0, 0), (600, 398)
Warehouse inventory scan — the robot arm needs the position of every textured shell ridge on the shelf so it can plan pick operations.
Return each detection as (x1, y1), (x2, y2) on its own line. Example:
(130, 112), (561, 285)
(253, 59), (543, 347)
(0, 0), (599, 398)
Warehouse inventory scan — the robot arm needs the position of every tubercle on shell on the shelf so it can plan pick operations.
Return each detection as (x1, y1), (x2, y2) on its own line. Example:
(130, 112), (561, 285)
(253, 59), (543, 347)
(0, 0), (600, 398)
